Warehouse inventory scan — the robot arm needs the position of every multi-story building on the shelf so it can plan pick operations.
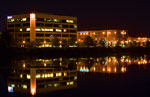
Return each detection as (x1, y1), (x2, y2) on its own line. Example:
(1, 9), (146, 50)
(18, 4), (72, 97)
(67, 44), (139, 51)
(128, 37), (150, 47)
(7, 13), (77, 47)
(8, 58), (77, 95)
(77, 30), (128, 47)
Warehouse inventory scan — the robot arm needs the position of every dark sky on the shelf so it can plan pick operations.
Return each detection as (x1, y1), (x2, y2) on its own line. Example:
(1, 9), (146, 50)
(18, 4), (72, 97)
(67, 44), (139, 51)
(0, 0), (150, 36)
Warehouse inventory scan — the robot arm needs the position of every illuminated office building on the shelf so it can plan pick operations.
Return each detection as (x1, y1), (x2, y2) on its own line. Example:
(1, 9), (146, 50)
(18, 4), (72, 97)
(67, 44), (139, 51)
(77, 30), (128, 47)
(8, 59), (77, 95)
(7, 13), (77, 47)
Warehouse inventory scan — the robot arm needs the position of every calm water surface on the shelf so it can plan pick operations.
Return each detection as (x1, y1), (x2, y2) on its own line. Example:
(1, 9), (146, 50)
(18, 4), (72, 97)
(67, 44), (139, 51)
(0, 55), (150, 97)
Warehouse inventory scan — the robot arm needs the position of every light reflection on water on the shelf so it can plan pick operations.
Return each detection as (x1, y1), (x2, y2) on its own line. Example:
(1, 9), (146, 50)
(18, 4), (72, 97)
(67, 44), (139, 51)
(2, 55), (150, 96)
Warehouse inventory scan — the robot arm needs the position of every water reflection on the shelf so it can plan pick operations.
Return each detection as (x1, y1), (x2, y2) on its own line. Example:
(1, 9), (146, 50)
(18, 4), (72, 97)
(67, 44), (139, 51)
(8, 58), (77, 95)
(7, 55), (150, 95)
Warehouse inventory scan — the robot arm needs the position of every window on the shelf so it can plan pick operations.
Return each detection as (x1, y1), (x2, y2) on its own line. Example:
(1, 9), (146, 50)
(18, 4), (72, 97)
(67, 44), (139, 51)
(36, 18), (44, 21)
(23, 23), (30, 27)
(20, 28), (23, 32)
(23, 34), (30, 37)
(36, 23), (44, 27)
(45, 28), (53, 32)
(70, 30), (76, 33)
(53, 19), (59, 22)
(62, 34), (69, 37)
(41, 28), (53, 32)
(54, 24), (59, 27)
(21, 18), (27, 22)
(36, 28), (41, 32)
(26, 28), (30, 31)
(45, 34), (53, 37)
(56, 29), (62, 32)
(36, 34), (44, 37)
(62, 25), (69, 28)
(45, 24), (53, 27)
(63, 29), (68, 32)
(44, 18), (52, 22)
(15, 24), (23, 27)
(66, 20), (74, 23)
(8, 24), (14, 27)
(56, 72), (62, 77)
(8, 19), (15, 22)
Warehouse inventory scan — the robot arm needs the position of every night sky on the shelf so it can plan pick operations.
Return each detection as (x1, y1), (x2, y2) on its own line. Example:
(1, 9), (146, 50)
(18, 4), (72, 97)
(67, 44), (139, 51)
(0, 0), (150, 36)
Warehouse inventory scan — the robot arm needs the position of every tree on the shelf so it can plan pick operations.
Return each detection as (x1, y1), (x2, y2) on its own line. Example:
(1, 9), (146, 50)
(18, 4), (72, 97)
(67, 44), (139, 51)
(132, 41), (137, 47)
(83, 36), (95, 47)
(68, 36), (76, 46)
(99, 39), (106, 47)
(62, 39), (68, 48)
(146, 41), (150, 48)
(52, 37), (59, 47)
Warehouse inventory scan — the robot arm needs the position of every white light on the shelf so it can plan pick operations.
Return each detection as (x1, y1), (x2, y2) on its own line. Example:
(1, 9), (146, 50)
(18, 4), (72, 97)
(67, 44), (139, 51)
(30, 13), (35, 18)
(8, 16), (12, 19)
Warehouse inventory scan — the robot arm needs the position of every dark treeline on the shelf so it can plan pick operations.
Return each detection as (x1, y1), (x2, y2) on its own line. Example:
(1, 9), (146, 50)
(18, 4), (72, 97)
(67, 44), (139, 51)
(1, 47), (150, 59)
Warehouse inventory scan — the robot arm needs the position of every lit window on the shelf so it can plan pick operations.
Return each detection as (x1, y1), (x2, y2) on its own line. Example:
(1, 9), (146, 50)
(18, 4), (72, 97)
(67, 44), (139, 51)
(7, 16), (12, 19)
(56, 72), (62, 77)
(8, 86), (13, 93)
(66, 81), (74, 85)
(26, 28), (30, 31)
(53, 19), (59, 22)
(11, 84), (15, 88)
(54, 83), (60, 87)
(74, 25), (77, 28)
(74, 76), (77, 80)
(20, 74), (23, 78)
(63, 29), (67, 32)
(45, 74), (48, 78)
(36, 28), (41, 31)
(45, 29), (53, 32)
(20, 28), (23, 32)
(21, 18), (27, 22)
(36, 74), (41, 78)
(66, 20), (74, 23)
(27, 74), (30, 79)
(64, 72), (67, 76)
(22, 85), (27, 89)
(56, 29), (62, 32)
(8, 19), (15, 22)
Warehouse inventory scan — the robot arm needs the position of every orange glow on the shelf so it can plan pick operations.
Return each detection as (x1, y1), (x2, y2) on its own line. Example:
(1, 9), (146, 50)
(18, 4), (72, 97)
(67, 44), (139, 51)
(107, 32), (111, 35)
(44, 40), (46, 44)
(22, 40), (26, 44)
(121, 41), (124, 44)
(102, 32), (105, 34)
(30, 13), (35, 18)
(23, 63), (26, 68)
(44, 63), (47, 67)
(30, 13), (36, 42)
(107, 67), (111, 72)
(102, 68), (105, 72)
(31, 89), (35, 95)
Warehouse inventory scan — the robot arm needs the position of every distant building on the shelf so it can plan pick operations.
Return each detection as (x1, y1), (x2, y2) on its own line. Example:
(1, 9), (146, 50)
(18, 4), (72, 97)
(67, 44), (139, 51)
(128, 37), (150, 47)
(7, 13), (77, 47)
(77, 30), (128, 47)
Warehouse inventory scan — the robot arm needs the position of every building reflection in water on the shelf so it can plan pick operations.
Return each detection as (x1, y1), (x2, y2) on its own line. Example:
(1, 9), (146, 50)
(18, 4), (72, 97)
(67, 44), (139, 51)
(7, 55), (150, 95)
(77, 55), (150, 73)
(8, 58), (77, 95)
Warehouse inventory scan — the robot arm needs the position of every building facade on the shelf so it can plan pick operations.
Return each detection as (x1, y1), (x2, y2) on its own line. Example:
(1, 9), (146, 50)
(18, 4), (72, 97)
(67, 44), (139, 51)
(128, 37), (150, 47)
(7, 13), (77, 47)
(77, 30), (128, 47)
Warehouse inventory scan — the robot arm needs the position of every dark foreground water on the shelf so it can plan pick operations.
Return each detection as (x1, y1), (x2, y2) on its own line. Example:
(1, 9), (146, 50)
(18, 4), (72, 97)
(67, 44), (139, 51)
(0, 55), (150, 97)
